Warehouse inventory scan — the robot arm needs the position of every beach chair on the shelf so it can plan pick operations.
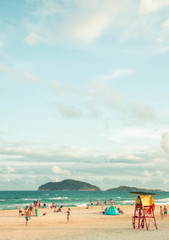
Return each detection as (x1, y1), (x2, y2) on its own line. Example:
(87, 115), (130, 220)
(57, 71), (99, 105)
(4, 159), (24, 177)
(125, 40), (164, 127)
(130, 192), (158, 230)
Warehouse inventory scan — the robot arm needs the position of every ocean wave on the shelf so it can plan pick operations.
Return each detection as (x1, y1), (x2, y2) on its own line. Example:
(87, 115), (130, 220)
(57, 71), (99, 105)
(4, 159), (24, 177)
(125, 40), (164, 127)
(122, 200), (133, 203)
(47, 197), (68, 200)
(76, 204), (87, 207)
(0, 200), (5, 201)
(156, 198), (169, 202)
(155, 202), (169, 205)
(20, 198), (42, 201)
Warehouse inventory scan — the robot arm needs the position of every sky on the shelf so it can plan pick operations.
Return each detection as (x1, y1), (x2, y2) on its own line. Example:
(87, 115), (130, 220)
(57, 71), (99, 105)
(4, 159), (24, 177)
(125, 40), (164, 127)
(0, 0), (169, 191)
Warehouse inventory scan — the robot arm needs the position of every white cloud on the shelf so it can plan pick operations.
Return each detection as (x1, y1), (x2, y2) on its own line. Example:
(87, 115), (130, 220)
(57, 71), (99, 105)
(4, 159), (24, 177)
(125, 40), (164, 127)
(127, 102), (155, 122)
(68, 12), (111, 42)
(163, 18), (169, 28)
(142, 170), (152, 177)
(51, 166), (63, 174)
(56, 104), (83, 118)
(126, 155), (142, 161)
(159, 46), (169, 53)
(0, 40), (3, 47)
(7, 167), (15, 173)
(139, 0), (169, 14)
(49, 71), (155, 123)
(87, 79), (155, 123)
(155, 170), (164, 175)
(117, 127), (160, 139)
(51, 166), (70, 175)
(0, 62), (38, 83)
(25, 31), (44, 46)
(24, 0), (137, 44)
(161, 131), (169, 154)
(87, 80), (124, 107)
(97, 69), (134, 81)
(1, 137), (169, 190)
(23, 70), (38, 82)
(0, 62), (14, 74)
(50, 80), (63, 94)
(20, 0), (169, 52)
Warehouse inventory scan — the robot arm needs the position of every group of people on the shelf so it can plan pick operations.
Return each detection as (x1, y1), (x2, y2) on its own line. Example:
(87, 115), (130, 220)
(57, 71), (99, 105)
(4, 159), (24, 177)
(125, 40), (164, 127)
(18, 201), (40, 226)
(54, 204), (65, 212)
(17, 200), (71, 226)
(88, 199), (113, 209)
(160, 205), (168, 218)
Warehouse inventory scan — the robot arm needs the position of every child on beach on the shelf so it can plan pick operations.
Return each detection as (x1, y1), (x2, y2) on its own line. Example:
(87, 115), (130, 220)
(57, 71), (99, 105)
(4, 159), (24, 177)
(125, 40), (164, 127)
(25, 209), (30, 226)
(164, 206), (167, 216)
(67, 208), (70, 223)
(160, 206), (163, 219)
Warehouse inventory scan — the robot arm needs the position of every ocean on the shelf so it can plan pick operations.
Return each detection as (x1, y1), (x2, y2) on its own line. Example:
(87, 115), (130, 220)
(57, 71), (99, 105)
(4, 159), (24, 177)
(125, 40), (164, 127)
(0, 190), (169, 210)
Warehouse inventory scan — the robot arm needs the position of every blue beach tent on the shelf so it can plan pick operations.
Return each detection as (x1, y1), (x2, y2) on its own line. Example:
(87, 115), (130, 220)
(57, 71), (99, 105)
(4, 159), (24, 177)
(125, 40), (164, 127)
(104, 206), (119, 215)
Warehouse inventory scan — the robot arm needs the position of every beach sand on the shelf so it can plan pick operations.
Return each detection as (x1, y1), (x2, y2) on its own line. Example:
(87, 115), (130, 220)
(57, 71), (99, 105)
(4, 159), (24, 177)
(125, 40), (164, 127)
(0, 205), (169, 240)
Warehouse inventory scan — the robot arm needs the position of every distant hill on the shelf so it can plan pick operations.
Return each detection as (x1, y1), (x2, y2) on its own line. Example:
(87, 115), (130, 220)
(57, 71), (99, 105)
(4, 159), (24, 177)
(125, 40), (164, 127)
(106, 185), (164, 192)
(38, 179), (102, 191)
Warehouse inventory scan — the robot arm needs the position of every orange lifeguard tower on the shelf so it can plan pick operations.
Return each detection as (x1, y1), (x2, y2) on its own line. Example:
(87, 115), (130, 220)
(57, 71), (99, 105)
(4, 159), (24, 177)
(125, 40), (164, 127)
(130, 192), (158, 230)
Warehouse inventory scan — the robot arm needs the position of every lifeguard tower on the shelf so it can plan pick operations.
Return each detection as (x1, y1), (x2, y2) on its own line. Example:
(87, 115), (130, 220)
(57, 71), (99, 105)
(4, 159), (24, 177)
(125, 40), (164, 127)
(130, 192), (158, 230)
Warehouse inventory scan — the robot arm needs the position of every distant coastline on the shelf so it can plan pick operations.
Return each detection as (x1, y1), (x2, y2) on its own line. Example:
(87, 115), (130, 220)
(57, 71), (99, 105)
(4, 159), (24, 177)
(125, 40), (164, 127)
(38, 179), (165, 192)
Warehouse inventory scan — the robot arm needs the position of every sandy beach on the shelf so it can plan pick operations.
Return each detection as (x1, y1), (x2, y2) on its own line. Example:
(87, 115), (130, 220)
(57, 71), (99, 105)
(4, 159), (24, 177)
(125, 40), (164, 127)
(0, 205), (169, 240)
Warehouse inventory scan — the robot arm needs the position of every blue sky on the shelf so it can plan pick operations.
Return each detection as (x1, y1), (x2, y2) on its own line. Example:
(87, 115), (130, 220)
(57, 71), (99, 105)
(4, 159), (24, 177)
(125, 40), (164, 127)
(1, 0), (169, 190)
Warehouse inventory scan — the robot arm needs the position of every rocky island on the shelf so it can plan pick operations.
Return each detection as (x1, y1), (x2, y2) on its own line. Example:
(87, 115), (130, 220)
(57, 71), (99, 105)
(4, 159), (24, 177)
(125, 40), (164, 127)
(106, 185), (164, 192)
(38, 179), (102, 191)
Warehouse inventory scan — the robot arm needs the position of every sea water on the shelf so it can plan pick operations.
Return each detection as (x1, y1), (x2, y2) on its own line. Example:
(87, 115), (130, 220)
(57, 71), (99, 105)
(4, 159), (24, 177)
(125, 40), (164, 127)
(0, 190), (169, 210)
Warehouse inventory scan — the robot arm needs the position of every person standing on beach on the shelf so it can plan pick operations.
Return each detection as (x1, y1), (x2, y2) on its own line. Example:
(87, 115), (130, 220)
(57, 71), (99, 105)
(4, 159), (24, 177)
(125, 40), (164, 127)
(29, 204), (33, 219)
(67, 208), (70, 223)
(19, 206), (23, 217)
(25, 209), (30, 226)
(35, 204), (38, 217)
(90, 200), (93, 209)
(32, 204), (35, 216)
(164, 206), (167, 217)
(160, 206), (163, 219)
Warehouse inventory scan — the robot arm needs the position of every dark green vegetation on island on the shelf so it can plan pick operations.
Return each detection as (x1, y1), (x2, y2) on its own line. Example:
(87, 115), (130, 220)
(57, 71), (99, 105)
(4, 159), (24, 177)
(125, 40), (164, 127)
(38, 180), (164, 192)
(106, 185), (164, 192)
(38, 179), (102, 191)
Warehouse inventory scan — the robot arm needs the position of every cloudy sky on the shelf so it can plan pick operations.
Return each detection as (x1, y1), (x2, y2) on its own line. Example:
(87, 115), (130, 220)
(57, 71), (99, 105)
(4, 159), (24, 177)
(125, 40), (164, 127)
(0, 0), (169, 191)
